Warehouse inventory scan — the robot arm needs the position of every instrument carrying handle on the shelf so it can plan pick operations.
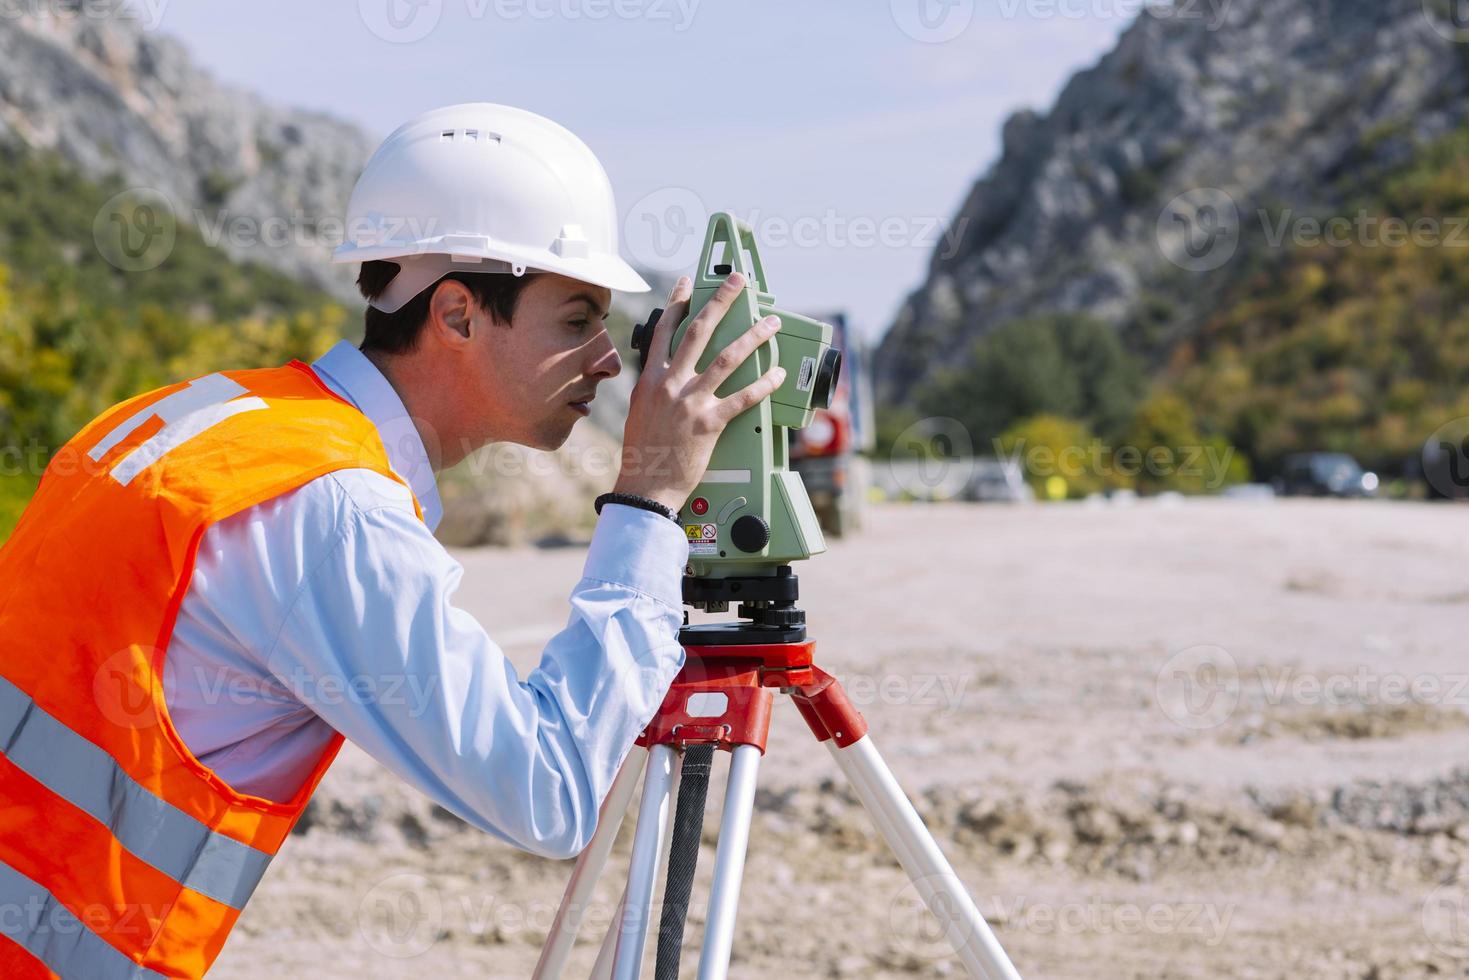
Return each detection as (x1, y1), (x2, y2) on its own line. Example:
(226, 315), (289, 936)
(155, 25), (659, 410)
(695, 210), (768, 294)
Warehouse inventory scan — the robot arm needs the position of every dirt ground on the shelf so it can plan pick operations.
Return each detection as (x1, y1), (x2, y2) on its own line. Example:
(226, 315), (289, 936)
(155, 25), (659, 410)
(211, 499), (1469, 979)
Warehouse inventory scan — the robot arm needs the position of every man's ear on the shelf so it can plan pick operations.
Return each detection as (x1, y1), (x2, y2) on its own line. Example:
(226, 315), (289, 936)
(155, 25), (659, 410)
(427, 279), (476, 344)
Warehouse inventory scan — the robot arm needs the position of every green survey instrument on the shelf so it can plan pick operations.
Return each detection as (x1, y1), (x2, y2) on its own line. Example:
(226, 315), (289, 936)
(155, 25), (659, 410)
(544, 217), (1018, 980)
(631, 212), (841, 638)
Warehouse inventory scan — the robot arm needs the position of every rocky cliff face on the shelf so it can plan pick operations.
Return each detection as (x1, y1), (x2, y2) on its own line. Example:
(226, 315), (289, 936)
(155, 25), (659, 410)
(0, 9), (373, 300)
(877, 0), (1469, 405)
(0, 9), (642, 532)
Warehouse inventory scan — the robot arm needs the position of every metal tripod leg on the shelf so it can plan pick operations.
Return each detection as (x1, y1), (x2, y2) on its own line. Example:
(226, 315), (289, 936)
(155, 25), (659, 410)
(591, 755), (682, 980)
(610, 744), (679, 980)
(826, 735), (1021, 980)
(534, 747), (649, 980)
(696, 743), (760, 980)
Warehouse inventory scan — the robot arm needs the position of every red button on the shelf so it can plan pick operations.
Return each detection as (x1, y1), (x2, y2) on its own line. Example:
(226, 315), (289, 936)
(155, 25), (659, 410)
(691, 497), (709, 516)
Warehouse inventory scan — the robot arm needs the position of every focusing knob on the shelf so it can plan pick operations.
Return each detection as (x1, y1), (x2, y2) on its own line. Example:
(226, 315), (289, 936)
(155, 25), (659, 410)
(730, 514), (770, 553)
(812, 347), (842, 410)
(631, 307), (663, 372)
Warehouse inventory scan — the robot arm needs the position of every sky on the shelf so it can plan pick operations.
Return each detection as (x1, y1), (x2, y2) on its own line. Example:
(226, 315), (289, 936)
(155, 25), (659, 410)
(141, 1), (1133, 344)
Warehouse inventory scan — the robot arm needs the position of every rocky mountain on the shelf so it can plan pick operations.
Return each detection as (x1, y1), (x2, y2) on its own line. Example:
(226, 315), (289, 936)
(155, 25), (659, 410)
(877, 0), (1469, 407)
(0, 9), (373, 301)
(0, 9), (645, 544)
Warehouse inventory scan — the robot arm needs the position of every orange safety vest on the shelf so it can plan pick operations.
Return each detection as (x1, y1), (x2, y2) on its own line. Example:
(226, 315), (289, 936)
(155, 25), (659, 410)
(0, 360), (422, 978)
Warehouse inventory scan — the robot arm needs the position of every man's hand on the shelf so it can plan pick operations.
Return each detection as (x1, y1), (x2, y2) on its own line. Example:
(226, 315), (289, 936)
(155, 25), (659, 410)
(613, 273), (785, 514)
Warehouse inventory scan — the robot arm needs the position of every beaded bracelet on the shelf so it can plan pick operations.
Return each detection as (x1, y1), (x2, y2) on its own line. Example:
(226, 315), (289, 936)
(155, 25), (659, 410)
(593, 491), (681, 525)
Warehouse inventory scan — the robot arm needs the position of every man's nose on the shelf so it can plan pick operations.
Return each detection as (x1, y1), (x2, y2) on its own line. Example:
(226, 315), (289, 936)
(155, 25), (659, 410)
(590, 331), (622, 380)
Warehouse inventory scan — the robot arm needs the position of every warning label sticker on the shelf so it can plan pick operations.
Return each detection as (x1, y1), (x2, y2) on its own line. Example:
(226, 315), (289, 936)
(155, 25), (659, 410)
(796, 355), (816, 392)
(685, 523), (718, 555)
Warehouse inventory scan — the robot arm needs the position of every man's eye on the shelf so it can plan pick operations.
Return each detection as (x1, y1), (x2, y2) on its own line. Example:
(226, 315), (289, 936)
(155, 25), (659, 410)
(569, 319), (591, 331)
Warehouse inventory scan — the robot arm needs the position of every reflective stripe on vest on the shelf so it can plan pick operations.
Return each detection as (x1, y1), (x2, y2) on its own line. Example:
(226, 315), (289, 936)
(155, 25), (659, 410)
(0, 863), (167, 980)
(0, 361), (423, 978)
(0, 677), (271, 910)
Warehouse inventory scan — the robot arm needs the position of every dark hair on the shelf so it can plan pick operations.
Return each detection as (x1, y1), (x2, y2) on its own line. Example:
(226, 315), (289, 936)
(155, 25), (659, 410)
(356, 260), (537, 355)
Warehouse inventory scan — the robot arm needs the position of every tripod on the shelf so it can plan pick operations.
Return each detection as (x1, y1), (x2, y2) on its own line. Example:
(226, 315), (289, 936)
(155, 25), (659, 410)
(532, 573), (1022, 980)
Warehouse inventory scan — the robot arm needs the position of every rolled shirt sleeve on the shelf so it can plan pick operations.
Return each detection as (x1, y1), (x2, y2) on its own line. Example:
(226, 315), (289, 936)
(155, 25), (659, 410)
(264, 474), (688, 860)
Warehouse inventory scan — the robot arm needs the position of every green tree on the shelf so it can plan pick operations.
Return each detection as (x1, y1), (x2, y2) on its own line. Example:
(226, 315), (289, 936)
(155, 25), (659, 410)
(1121, 393), (1249, 495)
(1164, 123), (1469, 477)
(997, 414), (1117, 499)
(0, 140), (351, 541)
(917, 314), (1143, 450)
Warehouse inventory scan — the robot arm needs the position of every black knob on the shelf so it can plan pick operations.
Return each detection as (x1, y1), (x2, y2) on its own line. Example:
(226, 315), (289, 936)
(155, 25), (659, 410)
(631, 307), (663, 372)
(811, 347), (842, 410)
(730, 514), (770, 553)
(739, 604), (805, 626)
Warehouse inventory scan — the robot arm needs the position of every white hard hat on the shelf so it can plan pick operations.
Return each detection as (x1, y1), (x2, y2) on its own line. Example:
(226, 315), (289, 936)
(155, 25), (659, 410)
(332, 103), (651, 312)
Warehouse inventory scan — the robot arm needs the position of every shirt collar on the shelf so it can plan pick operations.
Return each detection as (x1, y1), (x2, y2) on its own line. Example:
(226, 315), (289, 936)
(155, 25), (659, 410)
(311, 340), (444, 531)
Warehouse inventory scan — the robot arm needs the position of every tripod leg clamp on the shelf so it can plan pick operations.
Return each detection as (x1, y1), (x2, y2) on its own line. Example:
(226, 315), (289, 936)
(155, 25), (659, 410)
(782, 667), (867, 747)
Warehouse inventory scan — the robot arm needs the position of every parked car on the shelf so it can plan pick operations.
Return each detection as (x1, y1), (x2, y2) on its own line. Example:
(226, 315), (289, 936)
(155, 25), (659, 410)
(1221, 483), (1277, 501)
(962, 458), (1035, 503)
(1273, 453), (1379, 497)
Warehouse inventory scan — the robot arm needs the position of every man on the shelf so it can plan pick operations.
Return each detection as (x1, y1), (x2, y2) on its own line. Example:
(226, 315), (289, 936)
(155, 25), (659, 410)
(0, 103), (785, 978)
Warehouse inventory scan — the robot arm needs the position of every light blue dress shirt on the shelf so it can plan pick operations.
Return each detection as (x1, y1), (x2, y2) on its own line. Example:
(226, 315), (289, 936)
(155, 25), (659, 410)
(164, 341), (688, 858)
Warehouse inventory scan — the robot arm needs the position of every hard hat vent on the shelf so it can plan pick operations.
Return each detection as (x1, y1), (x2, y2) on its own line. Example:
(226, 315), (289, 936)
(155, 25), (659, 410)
(439, 128), (501, 144)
